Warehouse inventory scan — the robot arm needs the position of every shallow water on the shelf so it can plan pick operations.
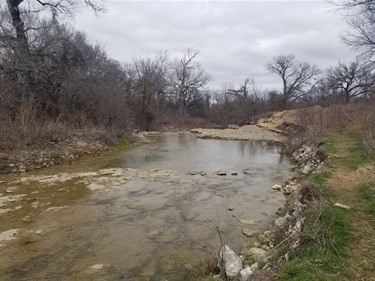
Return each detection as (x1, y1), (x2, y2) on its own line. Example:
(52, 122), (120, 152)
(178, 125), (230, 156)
(0, 132), (291, 281)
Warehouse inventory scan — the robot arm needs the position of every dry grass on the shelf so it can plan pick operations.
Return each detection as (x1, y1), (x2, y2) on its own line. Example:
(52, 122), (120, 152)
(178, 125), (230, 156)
(328, 165), (375, 192)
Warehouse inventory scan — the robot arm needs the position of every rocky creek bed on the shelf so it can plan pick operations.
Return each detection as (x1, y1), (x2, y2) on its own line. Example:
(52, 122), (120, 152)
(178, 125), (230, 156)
(0, 130), (293, 281)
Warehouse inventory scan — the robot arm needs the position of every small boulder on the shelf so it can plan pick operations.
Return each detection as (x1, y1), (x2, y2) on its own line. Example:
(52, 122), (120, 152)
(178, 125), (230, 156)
(247, 247), (267, 262)
(216, 170), (227, 176)
(243, 168), (252, 175)
(240, 266), (253, 281)
(302, 163), (314, 174)
(242, 228), (253, 237)
(271, 184), (282, 191)
(275, 218), (287, 229)
(220, 245), (243, 277)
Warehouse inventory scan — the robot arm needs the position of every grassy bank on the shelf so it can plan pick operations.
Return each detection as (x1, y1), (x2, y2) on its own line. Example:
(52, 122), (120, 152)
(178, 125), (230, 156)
(277, 133), (375, 281)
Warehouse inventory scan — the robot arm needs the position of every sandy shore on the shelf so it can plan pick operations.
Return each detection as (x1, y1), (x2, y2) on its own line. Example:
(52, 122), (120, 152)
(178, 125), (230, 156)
(191, 124), (286, 142)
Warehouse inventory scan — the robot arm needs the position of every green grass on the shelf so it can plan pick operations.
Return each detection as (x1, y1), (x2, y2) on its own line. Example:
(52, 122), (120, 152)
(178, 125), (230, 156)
(116, 137), (131, 147)
(277, 186), (356, 281)
(276, 133), (371, 281)
(322, 133), (371, 170)
(310, 171), (331, 186)
(358, 183), (375, 226)
(322, 136), (340, 154)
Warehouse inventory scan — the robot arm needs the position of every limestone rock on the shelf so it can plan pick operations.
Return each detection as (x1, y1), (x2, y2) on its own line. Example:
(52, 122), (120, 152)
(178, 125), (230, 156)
(247, 247), (267, 262)
(239, 219), (257, 226)
(220, 245), (243, 277)
(242, 228), (253, 237)
(302, 163), (314, 174)
(275, 217), (287, 229)
(240, 266), (253, 281)
(271, 184), (282, 191)
(0, 229), (18, 241)
(216, 170), (227, 176)
(243, 168), (252, 175)
(334, 202), (351, 209)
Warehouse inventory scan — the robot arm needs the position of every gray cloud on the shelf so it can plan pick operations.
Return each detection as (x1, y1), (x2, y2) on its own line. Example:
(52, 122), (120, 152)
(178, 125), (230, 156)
(73, 0), (355, 91)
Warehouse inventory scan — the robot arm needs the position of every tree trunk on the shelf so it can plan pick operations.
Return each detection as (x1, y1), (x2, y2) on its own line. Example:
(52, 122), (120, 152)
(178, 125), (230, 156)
(6, 0), (30, 58)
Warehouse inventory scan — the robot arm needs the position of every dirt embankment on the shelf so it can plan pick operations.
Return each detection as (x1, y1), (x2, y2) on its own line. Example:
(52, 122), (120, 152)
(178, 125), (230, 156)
(0, 138), (108, 174)
(190, 109), (300, 143)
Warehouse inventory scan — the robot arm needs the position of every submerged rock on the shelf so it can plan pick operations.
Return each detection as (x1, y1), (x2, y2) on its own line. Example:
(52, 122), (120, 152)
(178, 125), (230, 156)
(216, 170), (227, 176)
(243, 168), (252, 175)
(240, 219), (258, 226)
(0, 229), (18, 242)
(242, 228), (253, 237)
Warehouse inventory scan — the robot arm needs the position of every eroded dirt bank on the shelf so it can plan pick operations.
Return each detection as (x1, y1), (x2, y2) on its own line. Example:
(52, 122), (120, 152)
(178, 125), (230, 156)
(191, 124), (285, 142)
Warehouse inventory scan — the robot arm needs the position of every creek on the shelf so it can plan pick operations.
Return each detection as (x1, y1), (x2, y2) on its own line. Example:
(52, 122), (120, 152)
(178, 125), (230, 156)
(0, 132), (291, 281)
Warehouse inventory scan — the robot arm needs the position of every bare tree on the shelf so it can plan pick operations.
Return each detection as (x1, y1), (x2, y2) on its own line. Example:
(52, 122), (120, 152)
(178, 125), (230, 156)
(325, 60), (373, 102)
(171, 49), (211, 118)
(227, 78), (262, 125)
(266, 54), (320, 107)
(131, 52), (169, 131)
(5, 0), (103, 59)
(331, 0), (375, 62)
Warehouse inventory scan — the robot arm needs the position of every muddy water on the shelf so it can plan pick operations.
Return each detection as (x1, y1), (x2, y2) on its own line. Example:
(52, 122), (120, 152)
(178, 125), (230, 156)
(0, 132), (291, 281)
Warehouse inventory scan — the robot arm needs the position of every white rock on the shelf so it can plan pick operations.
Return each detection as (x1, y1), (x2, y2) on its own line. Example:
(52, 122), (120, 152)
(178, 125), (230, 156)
(89, 264), (104, 270)
(0, 209), (12, 215)
(275, 218), (287, 228)
(334, 202), (351, 209)
(271, 184), (282, 191)
(0, 229), (18, 241)
(240, 266), (253, 281)
(250, 262), (259, 272)
(302, 163), (314, 174)
(219, 245), (243, 277)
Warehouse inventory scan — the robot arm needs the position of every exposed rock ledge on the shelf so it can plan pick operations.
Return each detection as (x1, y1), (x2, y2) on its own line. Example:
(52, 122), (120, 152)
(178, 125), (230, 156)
(191, 124), (286, 142)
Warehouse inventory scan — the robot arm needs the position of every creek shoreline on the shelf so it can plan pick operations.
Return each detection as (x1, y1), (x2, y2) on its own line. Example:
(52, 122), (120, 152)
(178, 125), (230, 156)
(0, 123), (286, 175)
(1, 119), (312, 280)
(188, 124), (327, 280)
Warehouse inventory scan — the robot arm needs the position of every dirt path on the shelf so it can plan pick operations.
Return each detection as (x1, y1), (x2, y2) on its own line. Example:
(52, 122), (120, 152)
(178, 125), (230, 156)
(327, 139), (375, 281)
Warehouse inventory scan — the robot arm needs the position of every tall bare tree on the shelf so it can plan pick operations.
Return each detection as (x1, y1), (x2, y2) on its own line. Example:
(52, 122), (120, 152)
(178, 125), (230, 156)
(266, 54), (320, 107)
(132, 52), (169, 131)
(331, 0), (375, 62)
(171, 49), (211, 118)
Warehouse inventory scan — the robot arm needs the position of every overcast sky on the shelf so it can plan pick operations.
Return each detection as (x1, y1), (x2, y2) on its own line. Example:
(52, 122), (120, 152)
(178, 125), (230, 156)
(73, 0), (355, 92)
